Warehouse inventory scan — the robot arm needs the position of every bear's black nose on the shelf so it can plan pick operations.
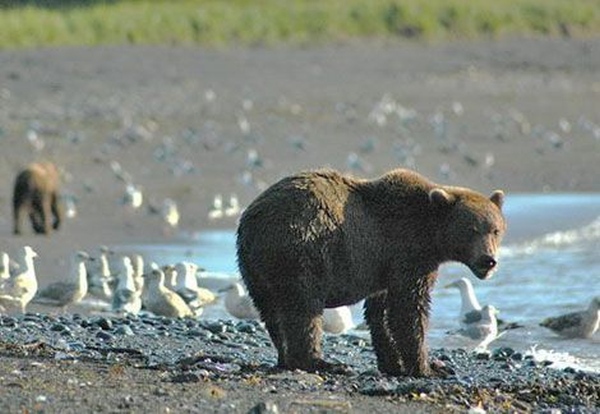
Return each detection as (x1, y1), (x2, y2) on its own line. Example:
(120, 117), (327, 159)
(479, 255), (497, 270)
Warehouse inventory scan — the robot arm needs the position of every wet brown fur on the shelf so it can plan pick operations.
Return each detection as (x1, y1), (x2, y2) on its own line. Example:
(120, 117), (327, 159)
(13, 162), (62, 235)
(236, 168), (505, 377)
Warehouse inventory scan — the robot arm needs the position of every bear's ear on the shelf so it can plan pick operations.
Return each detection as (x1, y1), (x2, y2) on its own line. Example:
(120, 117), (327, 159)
(490, 190), (504, 209)
(429, 188), (454, 207)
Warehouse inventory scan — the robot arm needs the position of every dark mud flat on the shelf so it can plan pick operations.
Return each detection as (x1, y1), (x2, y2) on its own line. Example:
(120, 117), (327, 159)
(0, 313), (598, 413)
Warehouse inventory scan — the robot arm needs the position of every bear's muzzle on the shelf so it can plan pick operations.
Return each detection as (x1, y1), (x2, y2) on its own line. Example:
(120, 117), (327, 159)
(472, 254), (498, 280)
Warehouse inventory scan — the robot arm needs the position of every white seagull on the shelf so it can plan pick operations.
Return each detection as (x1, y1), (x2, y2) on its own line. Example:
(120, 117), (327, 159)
(0, 246), (39, 313)
(208, 194), (224, 220)
(161, 198), (180, 229)
(32, 251), (90, 310)
(224, 194), (241, 217)
(220, 281), (261, 320)
(323, 306), (355, 334)
(0, 251), (10, 284)
(122, 183), (143, 210)
(445, 277), (483, 328)
(142, 269), (194, 318)
(446, 278), (501, 348)
(456, 304), (499, 349)
(87, 246), (114, 301)
(111, 256), (142, 315)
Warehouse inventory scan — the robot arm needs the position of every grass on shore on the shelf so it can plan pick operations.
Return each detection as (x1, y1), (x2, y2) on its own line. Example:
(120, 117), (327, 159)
(1, 0), (600, 49)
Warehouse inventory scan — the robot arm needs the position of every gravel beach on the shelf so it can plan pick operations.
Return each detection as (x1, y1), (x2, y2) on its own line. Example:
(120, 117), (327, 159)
(0, 37), (599, 412)
(1, 313), (599, 413)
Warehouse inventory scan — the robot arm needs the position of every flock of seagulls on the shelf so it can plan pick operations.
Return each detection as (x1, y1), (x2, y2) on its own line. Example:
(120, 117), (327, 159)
(208, 193), (241, 221)
(0, 246), (217, 319)
(0, 247), (598, 346)
(445, 277), (600, 347)
(0, 247), (352, 335)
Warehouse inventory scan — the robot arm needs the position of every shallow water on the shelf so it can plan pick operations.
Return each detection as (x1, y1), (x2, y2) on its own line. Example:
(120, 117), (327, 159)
(123, 193), (600, 373)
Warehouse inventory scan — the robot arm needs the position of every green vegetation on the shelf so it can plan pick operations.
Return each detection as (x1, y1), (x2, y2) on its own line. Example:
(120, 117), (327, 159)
(1, 0), (599, 49)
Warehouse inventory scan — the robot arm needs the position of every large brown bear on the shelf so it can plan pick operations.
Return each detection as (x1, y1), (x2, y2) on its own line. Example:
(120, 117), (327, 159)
(236, 168), (505, 377)
(13, 162), (62, 235)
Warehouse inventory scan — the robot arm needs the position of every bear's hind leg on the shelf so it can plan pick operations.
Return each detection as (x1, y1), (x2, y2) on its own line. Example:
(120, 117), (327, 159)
(279, 297), (325, 372)
(51, 192), (61, 230)
(13, 204), (25, 235)
(30, 211), (45, 234)
(364, 291), (403, 376)
(248, 287), (287, 366)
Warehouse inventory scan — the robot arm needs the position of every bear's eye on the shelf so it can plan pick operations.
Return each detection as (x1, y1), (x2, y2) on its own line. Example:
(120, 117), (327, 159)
(492, 228), (500, 236)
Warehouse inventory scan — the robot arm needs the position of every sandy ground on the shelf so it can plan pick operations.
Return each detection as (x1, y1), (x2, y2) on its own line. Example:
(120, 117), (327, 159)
(0, 37), (599, 412)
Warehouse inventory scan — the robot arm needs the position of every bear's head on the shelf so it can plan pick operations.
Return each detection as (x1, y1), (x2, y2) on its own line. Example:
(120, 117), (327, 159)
(430, 187), (506, 280)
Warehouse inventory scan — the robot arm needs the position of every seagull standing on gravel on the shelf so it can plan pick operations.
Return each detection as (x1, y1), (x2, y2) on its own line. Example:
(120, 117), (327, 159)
(87, 246), (114, 301)
(129, 253), (145, 293)
(32, 251), (90, 311)
(111, 256), (142, 315)
(172, 261), (216, 309)
(323, 306), (355, 334)
(540, 297), (600, 339)
(220, 281), (261, 320)
(142, 269), (194, 318)
(0, 246), (39, 313)
(457, 304), (500, 349)
(0, 251), (10, 285)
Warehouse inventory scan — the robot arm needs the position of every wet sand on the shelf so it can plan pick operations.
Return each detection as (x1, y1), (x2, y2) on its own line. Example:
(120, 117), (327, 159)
(0, 37), (599, 412)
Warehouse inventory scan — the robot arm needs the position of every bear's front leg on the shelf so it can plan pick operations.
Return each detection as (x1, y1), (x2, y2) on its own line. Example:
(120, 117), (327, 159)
(387, 273), (437, 377)
(364, 291), (403, 376)
(51, 192), (61, 230)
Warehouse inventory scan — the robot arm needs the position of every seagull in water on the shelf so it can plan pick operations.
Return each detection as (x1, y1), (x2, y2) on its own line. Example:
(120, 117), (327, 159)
(445, 277), (483, 328)
(32, 251), (90, 311)
(540, 297), (600, 339)
(0, 246), (39, 313)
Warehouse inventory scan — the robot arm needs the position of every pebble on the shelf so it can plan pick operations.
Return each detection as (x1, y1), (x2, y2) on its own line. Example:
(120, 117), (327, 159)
(96, 331), (114, 341)
(94, 317), (113, 331)
(114, 325), (135, 336)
